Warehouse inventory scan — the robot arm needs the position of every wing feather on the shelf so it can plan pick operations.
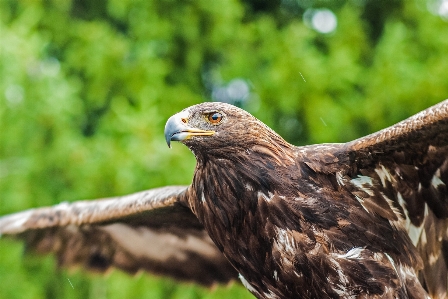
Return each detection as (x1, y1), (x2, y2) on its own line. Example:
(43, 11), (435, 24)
(348, 100), (448, 154)
(0, 186), (237, 286)
(340, 100), (448, 298)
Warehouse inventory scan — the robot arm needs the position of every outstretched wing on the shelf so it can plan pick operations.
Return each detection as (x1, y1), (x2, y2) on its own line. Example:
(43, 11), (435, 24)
(339, 100), (448, 298)
(0, 186), (237, 286)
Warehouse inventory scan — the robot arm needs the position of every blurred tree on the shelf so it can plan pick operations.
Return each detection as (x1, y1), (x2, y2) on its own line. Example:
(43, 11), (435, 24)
(1, 0), (447, 298)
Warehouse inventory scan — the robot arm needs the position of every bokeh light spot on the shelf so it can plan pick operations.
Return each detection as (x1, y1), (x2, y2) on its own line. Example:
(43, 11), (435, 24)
(304, 8), (337, 34)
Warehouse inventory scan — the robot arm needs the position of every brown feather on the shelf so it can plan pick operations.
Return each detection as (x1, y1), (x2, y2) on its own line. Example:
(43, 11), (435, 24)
(1, 100), (448, 298)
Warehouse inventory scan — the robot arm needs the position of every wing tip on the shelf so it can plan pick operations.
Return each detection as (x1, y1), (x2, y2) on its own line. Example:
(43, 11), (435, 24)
(0, 209), (35, 235)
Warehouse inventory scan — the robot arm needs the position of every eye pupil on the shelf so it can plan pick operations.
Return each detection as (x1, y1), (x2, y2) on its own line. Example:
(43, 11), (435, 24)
(208, 112), (222, 124)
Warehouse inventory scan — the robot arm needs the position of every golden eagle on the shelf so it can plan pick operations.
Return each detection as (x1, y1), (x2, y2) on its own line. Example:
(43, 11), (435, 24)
(1, 100), (448, 299)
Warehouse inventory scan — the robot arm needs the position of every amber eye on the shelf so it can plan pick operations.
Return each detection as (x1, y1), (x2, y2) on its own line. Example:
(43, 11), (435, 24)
(208, 112), (223, 124)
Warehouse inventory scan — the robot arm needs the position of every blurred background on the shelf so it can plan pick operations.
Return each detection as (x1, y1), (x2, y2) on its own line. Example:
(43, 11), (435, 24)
(1, 0), (448, 298)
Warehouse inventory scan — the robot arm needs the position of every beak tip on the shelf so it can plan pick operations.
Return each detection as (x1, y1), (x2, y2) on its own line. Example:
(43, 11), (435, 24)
(165, 137), (172, 148)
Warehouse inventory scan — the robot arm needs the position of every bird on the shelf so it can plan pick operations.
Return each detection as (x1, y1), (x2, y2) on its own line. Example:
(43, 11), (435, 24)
(1, 100), (448, 299)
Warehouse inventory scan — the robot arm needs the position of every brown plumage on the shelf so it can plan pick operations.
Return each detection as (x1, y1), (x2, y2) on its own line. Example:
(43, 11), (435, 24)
(1, 100), (448, 298)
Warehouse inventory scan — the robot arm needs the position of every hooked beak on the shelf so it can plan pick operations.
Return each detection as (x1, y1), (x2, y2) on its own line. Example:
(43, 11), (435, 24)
(164, 112), (215, 148)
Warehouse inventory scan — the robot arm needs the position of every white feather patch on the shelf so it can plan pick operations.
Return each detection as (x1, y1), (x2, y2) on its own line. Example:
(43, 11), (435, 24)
(431, 174), (445, 189)
(334, 247), (364, 259)
(375, 165), (393, 187)
(396, 192), (428, 246)
(350, 175), (376, 213)
(428, 251), (441, 266)
(201, 192), (206, 202)
(258, 191), (274, 202)
(239, 274), (259, 295)
(350, 175), (374, 195)
(407, 204), (428, 247)
(273, 270), (278, 281)
(274, 227), (297, 254)
(263, 290), (280, 299)
(245, 183), (254, 191)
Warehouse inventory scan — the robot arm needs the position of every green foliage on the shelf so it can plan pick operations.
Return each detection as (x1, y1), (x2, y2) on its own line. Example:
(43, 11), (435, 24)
(1, 0), (447, 298)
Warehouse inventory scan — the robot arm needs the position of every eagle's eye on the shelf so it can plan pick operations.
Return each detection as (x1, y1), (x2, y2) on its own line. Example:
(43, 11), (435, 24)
(207, 112), (223, 125)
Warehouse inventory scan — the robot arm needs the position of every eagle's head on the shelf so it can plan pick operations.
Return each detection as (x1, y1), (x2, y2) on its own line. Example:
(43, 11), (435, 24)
(165, 102), (291, 159)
